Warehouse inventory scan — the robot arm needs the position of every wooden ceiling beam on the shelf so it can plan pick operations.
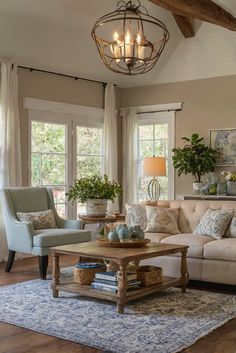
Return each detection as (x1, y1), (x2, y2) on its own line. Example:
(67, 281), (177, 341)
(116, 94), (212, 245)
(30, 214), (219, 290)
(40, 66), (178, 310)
(173, 14), (195, 38)
(148, 0), (236, 31)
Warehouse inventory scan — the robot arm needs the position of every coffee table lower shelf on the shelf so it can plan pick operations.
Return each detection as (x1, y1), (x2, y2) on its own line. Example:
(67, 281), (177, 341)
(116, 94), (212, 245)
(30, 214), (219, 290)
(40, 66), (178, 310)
(55, 276), (181, 303)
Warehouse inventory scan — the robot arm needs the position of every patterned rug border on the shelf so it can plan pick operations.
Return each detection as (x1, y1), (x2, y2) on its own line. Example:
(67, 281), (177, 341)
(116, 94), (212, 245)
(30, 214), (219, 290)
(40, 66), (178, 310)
(0, 277), (236, 353)
(1, 303), (235, 353)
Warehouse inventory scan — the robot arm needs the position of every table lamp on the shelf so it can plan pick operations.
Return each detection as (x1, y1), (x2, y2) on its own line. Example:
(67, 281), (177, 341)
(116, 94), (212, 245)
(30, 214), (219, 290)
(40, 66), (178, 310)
(143, 156), (166, 200)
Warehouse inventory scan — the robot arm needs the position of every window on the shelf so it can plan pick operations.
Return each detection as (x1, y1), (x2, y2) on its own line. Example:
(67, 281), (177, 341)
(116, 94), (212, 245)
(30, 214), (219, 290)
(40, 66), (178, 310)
(30, 119), (69, 218)
(76, 126), (103, 178)
(28, 104), (104, 219)
(76, 125), (104, 215)
(137, 112), (175, 201)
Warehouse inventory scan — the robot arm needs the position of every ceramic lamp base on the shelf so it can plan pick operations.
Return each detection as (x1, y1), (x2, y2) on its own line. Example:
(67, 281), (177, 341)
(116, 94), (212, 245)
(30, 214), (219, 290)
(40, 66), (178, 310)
(148, 177), (160, 201)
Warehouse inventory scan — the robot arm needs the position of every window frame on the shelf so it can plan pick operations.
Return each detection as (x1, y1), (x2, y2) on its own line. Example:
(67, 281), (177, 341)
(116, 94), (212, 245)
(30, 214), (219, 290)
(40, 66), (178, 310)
(137, 111), (175, 200)
(27, 98), (104, 219)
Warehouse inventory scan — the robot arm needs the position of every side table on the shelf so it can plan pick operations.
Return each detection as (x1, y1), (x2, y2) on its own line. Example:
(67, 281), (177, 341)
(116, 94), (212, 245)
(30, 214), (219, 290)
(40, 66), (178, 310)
(78, 214), (125, 235)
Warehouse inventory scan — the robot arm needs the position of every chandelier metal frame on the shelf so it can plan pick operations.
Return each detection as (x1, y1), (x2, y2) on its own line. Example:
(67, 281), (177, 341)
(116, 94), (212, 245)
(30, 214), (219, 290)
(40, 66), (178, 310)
(91, 0), (170, 75)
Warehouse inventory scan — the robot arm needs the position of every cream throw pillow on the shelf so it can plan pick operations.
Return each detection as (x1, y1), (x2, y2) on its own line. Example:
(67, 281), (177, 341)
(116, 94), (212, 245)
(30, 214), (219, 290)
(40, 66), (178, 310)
(17, 209), (57, 230)
(145, 206), (180, 234)
(194, 208), (233, 239)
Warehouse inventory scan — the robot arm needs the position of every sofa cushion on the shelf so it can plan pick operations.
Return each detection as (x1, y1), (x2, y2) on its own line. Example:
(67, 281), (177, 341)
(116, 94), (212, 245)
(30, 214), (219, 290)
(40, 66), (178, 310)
(145, 206), (180, 234)
(193, 208), (233, 239)
(33, 228), (91, 247)
(145, 232), (172, 243)
(17, 209), (57, 230)
(204, 238), (236, 261)
(161, 233), (214, 258)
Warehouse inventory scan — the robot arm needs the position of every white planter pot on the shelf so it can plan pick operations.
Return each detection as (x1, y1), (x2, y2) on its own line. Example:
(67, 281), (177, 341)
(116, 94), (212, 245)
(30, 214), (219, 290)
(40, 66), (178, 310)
(85, 199), (107, 217)
(192, 182), (202, 195)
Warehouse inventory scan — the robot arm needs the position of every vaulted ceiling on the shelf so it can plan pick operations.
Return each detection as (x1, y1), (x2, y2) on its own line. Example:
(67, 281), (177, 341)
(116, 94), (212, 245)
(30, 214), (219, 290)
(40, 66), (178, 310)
(0, 0), (236, 87)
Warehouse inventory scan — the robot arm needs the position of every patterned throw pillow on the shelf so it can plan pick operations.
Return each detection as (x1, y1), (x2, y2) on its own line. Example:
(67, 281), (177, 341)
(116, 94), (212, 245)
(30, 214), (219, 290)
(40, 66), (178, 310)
(227, 217), (236, 238)
(145, 206), (180, 234)
(125, 204), (147, 230)
(194, 208), (233, 239)
(17, 209), (57, 230)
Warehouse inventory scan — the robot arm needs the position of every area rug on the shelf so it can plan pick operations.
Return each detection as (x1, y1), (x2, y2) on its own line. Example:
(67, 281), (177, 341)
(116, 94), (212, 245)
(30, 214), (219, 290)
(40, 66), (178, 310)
(0, 278), (236, 353)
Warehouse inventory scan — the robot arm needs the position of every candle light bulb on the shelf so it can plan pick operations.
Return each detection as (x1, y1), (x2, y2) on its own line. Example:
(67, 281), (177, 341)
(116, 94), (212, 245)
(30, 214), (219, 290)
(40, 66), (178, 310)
(136, 33), (142, 45)
(125, 30), (131, 44)
(113, 31), (119, 41)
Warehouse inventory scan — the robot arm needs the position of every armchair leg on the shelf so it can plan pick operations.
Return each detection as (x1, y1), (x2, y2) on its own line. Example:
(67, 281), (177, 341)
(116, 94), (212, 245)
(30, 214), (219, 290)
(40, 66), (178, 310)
(38, 255), (48, 280)
(5, 250), (16, 272)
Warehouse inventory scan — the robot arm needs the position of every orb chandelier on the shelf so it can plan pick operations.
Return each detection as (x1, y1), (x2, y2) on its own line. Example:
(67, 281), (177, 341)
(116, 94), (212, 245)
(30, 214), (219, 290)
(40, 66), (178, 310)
(91, 0), (170, 75)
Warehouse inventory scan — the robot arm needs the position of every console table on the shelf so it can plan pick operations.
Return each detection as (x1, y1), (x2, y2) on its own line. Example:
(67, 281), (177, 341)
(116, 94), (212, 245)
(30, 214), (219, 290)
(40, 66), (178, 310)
(177, 195), (236, 201)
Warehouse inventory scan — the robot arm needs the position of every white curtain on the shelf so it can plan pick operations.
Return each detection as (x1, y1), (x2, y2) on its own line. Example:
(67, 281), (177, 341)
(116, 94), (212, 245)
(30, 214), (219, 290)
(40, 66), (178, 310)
(121, 109), (138, 211)
(0, 62), (22, 261)
(104, 83), (119, 213)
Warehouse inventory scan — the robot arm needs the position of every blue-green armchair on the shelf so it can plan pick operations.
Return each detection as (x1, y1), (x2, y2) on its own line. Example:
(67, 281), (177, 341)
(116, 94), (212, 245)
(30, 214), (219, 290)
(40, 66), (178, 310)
(1, 187), (91, 279)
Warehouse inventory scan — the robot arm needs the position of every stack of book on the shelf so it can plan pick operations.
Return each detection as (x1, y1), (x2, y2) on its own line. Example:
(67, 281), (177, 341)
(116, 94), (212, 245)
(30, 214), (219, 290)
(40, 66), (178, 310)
(91, 271), (141, 293)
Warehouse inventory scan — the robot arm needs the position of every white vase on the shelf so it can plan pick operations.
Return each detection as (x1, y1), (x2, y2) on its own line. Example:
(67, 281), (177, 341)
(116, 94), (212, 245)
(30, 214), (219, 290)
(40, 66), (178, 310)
(192, 182), (202, 195)
(227, 181), (236, 196)
(85, 199), (107, 217)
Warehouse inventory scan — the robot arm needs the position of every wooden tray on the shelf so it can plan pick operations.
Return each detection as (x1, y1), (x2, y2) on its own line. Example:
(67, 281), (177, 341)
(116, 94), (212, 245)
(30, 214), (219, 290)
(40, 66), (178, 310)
(96, 238), (151, 248)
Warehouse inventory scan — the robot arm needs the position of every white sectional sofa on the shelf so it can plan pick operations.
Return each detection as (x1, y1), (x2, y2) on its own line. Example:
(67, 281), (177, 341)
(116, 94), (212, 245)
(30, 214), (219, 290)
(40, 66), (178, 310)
(141, 200), (236, 285)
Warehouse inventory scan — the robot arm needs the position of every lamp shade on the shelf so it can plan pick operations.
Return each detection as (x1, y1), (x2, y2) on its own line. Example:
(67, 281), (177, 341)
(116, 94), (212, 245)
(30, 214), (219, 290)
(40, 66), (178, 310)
(143, 157), (166, 177)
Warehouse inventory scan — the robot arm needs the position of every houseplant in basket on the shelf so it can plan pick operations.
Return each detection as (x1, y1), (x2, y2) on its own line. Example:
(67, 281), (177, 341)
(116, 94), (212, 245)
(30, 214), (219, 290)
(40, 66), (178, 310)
(172, 134), (218, 194)
(66, 175), (122, 216)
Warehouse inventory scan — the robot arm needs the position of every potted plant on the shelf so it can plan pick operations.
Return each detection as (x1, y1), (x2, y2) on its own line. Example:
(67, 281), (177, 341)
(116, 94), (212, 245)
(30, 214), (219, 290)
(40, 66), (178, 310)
(172, 133), (218, 194)
(66, 175), (122, 217)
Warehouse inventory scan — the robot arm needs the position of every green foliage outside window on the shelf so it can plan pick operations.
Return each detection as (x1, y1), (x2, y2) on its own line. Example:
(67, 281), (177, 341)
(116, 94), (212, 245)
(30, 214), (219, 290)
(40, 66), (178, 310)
(31, 122), (66, 186)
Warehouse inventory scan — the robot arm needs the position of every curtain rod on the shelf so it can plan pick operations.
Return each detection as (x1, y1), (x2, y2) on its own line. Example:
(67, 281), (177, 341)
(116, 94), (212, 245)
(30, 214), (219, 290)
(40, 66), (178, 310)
(136, 108), (182, 114)
(18, 65), (113, 87)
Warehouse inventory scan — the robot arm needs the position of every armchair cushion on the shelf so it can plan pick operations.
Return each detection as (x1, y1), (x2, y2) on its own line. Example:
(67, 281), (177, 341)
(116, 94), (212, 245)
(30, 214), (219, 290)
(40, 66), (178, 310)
(33, 228), (91, 247)
(17, 209), (57, 230)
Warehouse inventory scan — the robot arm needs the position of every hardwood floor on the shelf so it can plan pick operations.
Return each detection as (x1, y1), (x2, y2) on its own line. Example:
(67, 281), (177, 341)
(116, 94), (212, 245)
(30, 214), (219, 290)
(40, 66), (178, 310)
(0, 256), (236, 353)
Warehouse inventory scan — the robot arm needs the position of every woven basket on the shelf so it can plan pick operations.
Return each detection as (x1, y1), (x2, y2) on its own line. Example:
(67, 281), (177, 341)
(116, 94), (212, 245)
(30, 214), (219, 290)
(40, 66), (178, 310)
(74, 265), (106, 285)
(137, 266), (163, 286)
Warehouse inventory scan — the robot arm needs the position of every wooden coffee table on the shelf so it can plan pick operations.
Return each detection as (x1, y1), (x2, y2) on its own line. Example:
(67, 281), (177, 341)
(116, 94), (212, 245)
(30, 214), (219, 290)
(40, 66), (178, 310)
(51, 242), (189, 314)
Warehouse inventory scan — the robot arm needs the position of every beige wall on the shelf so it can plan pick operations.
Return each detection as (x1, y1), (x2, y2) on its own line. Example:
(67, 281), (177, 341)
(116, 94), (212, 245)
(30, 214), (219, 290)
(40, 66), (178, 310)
(120, 75), (236, 196)
(18, 69), (236, 197)
(18, 68), (105, 185)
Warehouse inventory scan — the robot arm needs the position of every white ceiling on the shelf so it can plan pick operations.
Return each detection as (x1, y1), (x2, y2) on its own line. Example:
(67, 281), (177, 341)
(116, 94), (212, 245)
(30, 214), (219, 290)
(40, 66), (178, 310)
(0, 0), (236, 87)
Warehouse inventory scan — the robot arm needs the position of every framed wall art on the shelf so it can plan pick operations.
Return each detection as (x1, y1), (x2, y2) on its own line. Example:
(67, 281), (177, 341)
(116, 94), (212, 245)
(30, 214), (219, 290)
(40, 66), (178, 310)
(210, 128), (236, 166)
